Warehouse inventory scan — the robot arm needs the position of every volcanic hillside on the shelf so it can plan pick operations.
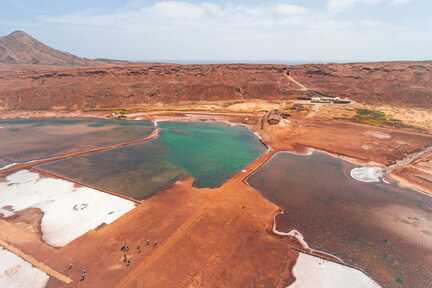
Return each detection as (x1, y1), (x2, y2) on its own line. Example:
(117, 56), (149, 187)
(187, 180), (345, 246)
(0, 31), (98, 66)
(0, 31), (430, 110)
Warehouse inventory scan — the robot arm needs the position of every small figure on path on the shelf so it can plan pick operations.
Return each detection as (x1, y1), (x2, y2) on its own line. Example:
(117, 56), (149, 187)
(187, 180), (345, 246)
(137, 245), (141, 253)
(146, 240), (150, 246)
(80, 268), (87, 282)
(120, 244), (129, 253)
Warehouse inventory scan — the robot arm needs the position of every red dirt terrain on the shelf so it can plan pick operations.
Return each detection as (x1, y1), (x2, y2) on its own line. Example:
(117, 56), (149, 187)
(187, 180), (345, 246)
(0, 31), (430, 110)
(288, 61), (432, 107)
(0, 63), (297, 111)
(0, 61), (430, 111)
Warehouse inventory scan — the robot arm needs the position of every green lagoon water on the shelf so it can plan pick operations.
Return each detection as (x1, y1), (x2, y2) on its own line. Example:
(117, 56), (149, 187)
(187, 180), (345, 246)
(41, 121), (266, 199)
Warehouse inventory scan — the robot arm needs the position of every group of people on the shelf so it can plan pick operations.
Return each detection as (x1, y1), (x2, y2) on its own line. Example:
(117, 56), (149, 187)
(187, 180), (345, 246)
(65, 239), (161, 283)
(65, 264), (87, 282)
(121, 239), (160, 267)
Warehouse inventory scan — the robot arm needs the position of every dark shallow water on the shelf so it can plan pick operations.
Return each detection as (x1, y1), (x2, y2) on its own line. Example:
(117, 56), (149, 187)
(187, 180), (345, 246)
(0, 118), (154, 167)
(248, 151), (432, 288)
(41, 122), (266, 199)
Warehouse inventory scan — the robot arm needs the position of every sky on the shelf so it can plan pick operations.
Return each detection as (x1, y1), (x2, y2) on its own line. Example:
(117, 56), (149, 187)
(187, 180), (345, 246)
(1, 0), (431, 62)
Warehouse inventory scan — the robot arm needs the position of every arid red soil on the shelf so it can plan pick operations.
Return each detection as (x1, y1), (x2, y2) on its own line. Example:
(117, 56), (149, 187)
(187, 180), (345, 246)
(0, 60), (430, 111)
(289, 61), (432, 107)
(0, 63), (298, 111)
(261, 117), (432, 166)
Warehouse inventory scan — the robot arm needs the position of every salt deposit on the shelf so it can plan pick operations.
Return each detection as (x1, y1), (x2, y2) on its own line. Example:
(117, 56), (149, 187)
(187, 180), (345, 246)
(0, 247), (49, 288)
(0, 163), (17, 171)
(0, 170), (135, 247)
(290, 253), (381, 288)
(350, 167), (384, 183)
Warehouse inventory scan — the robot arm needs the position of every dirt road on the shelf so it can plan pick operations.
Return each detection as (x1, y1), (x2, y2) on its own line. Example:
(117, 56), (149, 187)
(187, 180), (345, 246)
(286, 74), (309, 91)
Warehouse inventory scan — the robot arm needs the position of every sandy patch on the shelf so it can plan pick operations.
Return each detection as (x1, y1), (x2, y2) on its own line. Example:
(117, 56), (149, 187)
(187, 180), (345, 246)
(227, 101), (280, 112)
(0, 247), (49, 288)
(364, 131), (392, 140)
(290, 253), (381, 288)
(0, 170), (135, 247)
(350, 167), (384, 183)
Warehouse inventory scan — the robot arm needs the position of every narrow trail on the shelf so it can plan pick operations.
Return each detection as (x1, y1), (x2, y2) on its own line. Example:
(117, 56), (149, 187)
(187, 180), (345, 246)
(387, 145), (432, 172)
(0, 239), (73, 284)
(285, 74), (309, 91)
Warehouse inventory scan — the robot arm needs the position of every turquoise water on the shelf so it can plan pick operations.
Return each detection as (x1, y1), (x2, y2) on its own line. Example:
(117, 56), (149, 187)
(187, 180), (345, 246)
(41, 121), (265, 199)
(159, 122), (265, 187)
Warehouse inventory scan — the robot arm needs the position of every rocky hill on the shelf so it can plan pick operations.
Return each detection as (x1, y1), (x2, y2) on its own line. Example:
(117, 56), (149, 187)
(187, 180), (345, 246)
(0, 61), (430, 111)
(0, 31), (430, 111)
(0, 31), (100, 66)
(288, 61), (432, 108)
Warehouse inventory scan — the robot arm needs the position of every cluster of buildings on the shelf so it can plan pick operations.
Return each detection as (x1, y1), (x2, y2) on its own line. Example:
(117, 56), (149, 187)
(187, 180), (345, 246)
(298, 91), (351, 104)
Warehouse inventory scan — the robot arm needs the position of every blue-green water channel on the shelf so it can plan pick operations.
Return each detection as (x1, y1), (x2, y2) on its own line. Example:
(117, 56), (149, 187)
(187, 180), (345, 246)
(41, 121), (266, 199)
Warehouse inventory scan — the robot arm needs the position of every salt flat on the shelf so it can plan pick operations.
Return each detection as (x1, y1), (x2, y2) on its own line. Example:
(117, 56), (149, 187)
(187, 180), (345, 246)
(0, 247), (49, 288)
(291, 253), (381, 288)
(0, 170), (136, 247)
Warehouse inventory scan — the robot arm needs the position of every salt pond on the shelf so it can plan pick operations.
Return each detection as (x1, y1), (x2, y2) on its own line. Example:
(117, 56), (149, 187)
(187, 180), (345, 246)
(0, 170), (135, 247)
(41, 121), (266, 199)
(0, 247), (49, 288)
(248, 151), (432, 288)
(0, 118), (154, 168)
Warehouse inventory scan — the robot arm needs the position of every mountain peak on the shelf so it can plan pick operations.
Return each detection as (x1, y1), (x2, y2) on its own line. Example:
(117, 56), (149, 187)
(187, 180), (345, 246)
(8, 30), (30, 37)
(0, 30), (97, 66)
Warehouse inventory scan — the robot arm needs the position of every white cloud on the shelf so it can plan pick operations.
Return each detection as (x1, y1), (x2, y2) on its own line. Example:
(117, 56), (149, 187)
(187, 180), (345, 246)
(328, 0), (415, 12)
(391, 0), (414, 5)
(328, 0), (357, 12)
(273, 4), (309, 15)
(31, 1), (429, 62)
